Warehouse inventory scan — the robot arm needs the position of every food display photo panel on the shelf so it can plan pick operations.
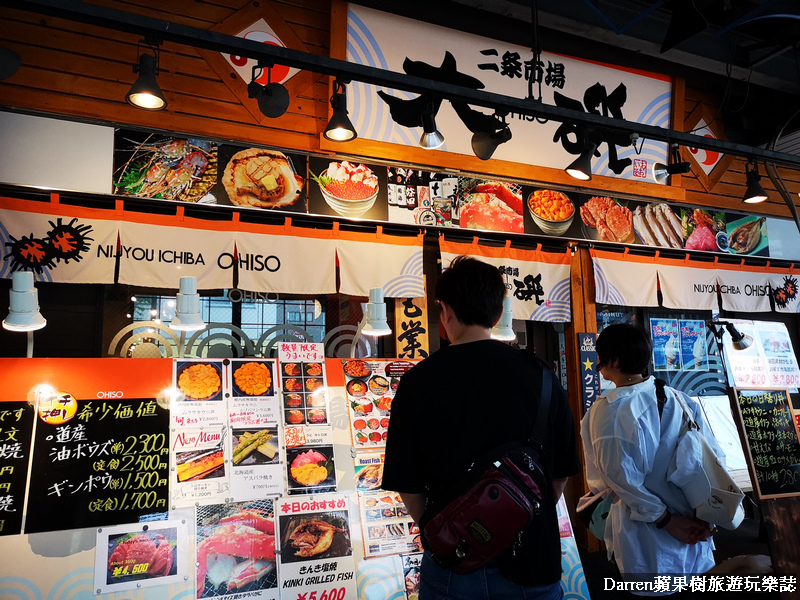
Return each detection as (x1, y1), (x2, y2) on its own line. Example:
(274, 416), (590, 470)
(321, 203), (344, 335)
(229, 359), (280, 428)
(280, 359), (331, 436)
(525, 188), (581, 238)
(212, 144), (307, 212)
(359, 490), (419, 558)
(170, 426), (229, 507)
(275, 494), (356, 600)
(727, 214), (769, 256)
(172, 359), (227, 428)
(94, 520), (188, 595)
(387, 167), (459, 226)
(307, 157), (388, 221)
(286, 445), (337, 495)
(229, 425), (284, 500)
(458, 177), (524, 234)
(196, 500), (279, 600)
(344, 359), (413, 449)
(113, 129), (218, 204)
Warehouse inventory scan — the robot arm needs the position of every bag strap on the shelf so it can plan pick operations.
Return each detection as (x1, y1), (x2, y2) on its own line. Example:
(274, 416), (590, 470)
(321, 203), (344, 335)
(669, 387), (700, 430)
(527, 354), (552, 448)
(655, 378), (668, 420)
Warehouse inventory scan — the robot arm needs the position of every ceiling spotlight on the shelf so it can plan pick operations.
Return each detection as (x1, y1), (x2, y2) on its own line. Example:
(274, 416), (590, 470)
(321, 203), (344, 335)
(418, 95), (445, 149)
(565, 134), (599, 181)
(743, 159), (768, 204)
(247, 62), (290, 119)
(126, 50), (167, 111)
(652, 143), (692, 183)
(0, 46), (22, 81)
(323, 80), (357, 142)
(472, 120), (512, 161)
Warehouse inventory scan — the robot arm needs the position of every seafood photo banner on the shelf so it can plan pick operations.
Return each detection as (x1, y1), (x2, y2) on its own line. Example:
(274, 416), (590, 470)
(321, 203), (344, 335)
(118, 214), (237, 289)
(439, 237), (571, 322)
(0, 198), (118, 283)
(336, 227), (425, 298)
(235, 220), (338, 295)
(590, 249), (659, 307)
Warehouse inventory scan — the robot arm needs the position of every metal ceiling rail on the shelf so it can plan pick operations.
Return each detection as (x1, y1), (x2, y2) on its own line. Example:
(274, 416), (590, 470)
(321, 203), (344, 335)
(4, 0), (800, 169)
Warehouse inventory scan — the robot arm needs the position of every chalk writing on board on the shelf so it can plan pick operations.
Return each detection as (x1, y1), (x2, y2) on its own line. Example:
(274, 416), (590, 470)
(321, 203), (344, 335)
(0, 403), (34, 536)
(737, 389), (800, 498)
(26, 398), (169, 533)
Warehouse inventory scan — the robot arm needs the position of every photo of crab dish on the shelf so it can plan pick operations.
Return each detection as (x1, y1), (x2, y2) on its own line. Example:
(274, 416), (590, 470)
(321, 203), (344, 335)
(580, 196), (634, 243)
(279, 512), (351, 564)
(196, 502), (277, 598)
(221, 148), (304, 209)
(459, 180), (524, 234)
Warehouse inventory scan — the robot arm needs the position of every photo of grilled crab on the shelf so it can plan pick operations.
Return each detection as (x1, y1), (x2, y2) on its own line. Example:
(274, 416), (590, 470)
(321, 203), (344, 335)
(196, 508), (276, 598)
(580, 196), (634, 242)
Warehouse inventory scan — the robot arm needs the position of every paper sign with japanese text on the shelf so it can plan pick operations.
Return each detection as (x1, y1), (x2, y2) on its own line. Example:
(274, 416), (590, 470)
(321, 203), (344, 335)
(170, 425), (228, 508)
(172, 359), (228, 428)
(578, 333), (600, 414)
(651, 318), (681, 371)
(275, 494), (356, 600)
(279, 343), (333, 447)
(679, 320), (708, 371)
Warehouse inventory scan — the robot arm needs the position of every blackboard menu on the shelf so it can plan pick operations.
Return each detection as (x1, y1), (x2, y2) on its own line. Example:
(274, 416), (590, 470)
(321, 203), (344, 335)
(736, 389), (800, 499)
(25, 398), (169, 533)
(0, 402), (35, 536)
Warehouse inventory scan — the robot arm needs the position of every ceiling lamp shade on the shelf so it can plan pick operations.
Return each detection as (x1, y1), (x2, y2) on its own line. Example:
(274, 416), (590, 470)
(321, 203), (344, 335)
(743, 160), (768, 203)
(247, 63), (290, 119)
(565, 138), (598, 181)
(3, 271), (46, 332)
(324, 80), (357, 142)
(0, 46), (22, 81)
(472, 125), (512, 161)
(170, 276), (206, 332)
(726, 322), (753, 351)
(652, 143), (692, 183)
(361, 287), (392, 336)
(419, 110), (445, 149)
(126, 53), (167, 110)
(491, 295), (516, 342)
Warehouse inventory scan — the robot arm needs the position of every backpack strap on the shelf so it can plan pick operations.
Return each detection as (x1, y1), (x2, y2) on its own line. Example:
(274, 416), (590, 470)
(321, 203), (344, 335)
(654, 377), (668, 420)
(527, 355), (552, 448)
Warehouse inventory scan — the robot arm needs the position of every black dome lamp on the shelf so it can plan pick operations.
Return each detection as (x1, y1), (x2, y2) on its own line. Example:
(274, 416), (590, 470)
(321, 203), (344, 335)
(324, 80), (358, 142)
(247, 61), (290, 119)
(126, 43), (167, 111)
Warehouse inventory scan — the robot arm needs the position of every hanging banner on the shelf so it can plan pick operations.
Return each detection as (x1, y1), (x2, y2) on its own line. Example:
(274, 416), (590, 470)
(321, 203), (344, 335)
(440, 237), (571, 322)
(656, 260), (719, 311)
(336, 228), (425, 298)
(715, 262), (772, 313)
(0, 198), (118, 283)
(236, 221), (337, 294)
(346, 5), (670, 180)
(590, 249), (659, 307)
(767, 268), (800, 314)
(117, 215), (236, 289)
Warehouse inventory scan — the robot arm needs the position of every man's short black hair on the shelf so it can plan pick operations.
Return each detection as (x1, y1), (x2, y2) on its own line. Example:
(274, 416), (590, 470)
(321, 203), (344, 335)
(435, 255), (505, 329)
(596, 323), (652, 375)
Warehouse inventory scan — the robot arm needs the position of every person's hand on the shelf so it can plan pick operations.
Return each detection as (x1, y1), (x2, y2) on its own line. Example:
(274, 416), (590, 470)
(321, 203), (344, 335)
(663, 514), (713, 544)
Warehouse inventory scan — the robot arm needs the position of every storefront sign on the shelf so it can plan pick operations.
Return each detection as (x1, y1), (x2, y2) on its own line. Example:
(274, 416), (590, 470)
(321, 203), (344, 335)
(346, 5), (670, 179)
(578, 333), (600, 414)
(440, 238), (571, 322)
(394, 297), (429, 359)
(733, 389), (800, 499)
(0, 402), (34, 536)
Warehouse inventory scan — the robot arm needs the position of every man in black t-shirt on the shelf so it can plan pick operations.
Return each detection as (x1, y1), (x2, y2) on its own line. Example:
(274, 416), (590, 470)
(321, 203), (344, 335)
(382, 255), (580, 600)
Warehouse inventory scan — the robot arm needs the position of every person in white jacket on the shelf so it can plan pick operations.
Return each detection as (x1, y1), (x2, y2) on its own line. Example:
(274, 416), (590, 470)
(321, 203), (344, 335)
(581, 324), (723, 595)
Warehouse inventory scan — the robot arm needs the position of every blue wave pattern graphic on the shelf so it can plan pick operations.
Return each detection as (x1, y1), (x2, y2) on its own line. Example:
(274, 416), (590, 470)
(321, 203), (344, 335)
(382, 250), (425, 297)
(594, 91), (671, 179)
(561, 539), (591, 599)
(356, 555), (405, 600)
(347, 9), (446, 150)
(592, 261), (627, 305)
(530, 277), (571, 322)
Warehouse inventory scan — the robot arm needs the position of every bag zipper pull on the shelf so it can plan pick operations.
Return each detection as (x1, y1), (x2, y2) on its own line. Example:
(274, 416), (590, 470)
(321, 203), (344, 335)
(512, 531), (523, 556)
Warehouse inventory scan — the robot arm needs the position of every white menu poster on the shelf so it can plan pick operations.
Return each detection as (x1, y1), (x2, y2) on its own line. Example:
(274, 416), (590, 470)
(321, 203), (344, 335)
(343, 359), (416, 449)
(170, 425), (228, 507)
(722, 320), (800, 389)
(196, 500), (279, 599)
(275, 494), (357, 600)
(228, 359), (284, 500)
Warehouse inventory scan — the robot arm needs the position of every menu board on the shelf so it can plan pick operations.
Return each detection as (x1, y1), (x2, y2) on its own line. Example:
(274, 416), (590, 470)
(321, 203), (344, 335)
(723, 320), (800, 389)
(0, 402), (34, 536)
(734, 389), (800, 499)
(26, 396), (170, 533)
